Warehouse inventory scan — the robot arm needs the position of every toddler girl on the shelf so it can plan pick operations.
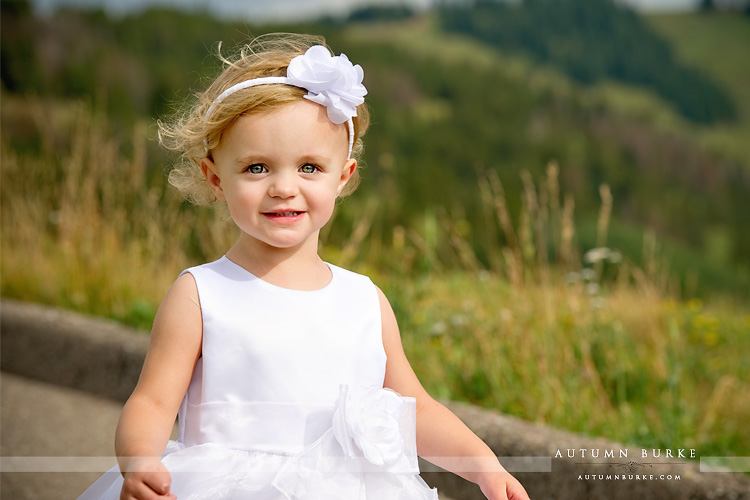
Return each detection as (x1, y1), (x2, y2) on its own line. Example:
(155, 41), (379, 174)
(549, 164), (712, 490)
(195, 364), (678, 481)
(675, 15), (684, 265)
(77, 33), (530, 500)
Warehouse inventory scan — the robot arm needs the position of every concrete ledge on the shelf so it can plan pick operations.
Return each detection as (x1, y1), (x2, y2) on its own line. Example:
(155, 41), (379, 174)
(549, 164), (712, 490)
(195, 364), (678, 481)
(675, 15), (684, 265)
(2, 298), (749, 499)
(1, 299), (149, 403)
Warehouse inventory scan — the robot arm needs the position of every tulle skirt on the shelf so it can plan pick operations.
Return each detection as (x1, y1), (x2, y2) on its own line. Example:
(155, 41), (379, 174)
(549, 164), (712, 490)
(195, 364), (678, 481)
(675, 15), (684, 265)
(77, 439), (438, 500)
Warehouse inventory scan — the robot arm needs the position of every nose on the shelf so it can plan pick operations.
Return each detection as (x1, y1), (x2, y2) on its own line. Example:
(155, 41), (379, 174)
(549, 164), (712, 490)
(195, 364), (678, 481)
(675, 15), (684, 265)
(268, 170), (299, 198)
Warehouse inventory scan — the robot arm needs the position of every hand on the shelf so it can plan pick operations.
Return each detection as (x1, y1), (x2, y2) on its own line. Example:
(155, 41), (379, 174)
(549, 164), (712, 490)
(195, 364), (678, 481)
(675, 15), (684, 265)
(120, 457), (176, 500)
(478, 470), (530, 500)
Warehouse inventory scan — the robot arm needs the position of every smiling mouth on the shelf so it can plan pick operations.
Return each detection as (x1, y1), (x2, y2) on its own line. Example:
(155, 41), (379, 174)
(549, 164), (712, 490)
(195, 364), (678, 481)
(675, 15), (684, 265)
(264, 211), (304, 217)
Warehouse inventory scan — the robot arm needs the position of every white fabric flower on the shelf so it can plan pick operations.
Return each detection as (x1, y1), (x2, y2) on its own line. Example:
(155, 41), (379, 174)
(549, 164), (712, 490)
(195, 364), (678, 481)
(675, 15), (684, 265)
(286, 45), (367, 125)
(332, 385), (405, 466)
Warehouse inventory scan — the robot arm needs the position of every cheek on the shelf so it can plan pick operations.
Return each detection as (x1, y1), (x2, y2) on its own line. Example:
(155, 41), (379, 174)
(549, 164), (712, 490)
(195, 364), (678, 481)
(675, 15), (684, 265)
(224, 184), (262, 213)
(318, 196), (337, 219)
(312, 187), (339, 219)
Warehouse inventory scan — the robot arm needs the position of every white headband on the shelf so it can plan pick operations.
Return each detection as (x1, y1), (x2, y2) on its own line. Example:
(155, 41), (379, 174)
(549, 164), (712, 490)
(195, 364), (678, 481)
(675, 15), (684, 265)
(204, 45), (367, 158)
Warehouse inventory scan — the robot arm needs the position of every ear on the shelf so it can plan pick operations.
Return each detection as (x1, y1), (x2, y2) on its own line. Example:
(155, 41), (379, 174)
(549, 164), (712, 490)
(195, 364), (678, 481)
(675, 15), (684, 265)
(201, 157), (226, 201)
(337, 158), (357, 196)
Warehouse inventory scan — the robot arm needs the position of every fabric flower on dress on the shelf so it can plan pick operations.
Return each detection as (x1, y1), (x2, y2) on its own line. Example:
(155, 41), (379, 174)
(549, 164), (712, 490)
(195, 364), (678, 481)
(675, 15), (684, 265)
(286, 45), (367, 125)
(332, 385), (405, 466)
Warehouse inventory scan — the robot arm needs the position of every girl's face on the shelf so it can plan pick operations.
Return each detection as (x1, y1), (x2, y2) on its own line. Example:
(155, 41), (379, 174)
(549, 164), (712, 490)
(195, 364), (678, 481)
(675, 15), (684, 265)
(202, 100), (356, 252)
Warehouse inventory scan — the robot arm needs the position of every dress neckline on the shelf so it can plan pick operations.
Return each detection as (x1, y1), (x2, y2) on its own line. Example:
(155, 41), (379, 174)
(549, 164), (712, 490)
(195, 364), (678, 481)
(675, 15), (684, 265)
(221, 255), (335, 293)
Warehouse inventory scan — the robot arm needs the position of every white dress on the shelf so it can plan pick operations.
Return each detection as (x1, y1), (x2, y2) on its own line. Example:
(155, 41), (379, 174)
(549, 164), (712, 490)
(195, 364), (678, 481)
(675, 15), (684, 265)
(77, 256), (438, 500)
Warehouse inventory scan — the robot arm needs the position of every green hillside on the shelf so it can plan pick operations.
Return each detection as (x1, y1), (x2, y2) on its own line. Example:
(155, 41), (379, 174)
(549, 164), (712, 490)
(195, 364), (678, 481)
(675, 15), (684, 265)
(647, 12), (750, 169)
(438, 0), (738, 124)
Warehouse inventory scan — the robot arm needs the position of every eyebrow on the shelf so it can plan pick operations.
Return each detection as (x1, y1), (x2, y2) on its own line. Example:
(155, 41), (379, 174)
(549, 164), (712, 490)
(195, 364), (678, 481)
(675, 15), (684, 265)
(234, 154), (269, 165)
(235, 153), (336, 166)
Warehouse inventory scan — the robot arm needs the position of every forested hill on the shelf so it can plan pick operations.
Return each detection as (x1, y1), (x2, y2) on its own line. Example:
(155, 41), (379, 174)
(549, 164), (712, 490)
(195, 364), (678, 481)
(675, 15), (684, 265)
(438, 0), (738, 124)
(2, 0), (749, 297)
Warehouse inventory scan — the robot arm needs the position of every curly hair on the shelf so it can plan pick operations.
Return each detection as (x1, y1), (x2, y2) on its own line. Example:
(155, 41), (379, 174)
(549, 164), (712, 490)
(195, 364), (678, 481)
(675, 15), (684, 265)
(158, 33), (370, 205)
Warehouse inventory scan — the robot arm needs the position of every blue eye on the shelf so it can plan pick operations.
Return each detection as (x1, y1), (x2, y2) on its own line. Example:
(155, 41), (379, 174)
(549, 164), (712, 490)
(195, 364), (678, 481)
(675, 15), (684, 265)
(247, 164), (266, 174)
(300, 164), (318, 174)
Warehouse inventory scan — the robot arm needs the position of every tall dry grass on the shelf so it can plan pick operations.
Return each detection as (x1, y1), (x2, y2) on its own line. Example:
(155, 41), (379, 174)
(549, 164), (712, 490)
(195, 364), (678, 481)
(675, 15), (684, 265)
(1, 99), (236, 326)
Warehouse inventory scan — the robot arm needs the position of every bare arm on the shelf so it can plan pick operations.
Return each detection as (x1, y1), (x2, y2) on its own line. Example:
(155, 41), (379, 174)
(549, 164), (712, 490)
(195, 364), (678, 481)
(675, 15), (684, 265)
(378, 287), (529, 500)
(115, 272), (203, 499)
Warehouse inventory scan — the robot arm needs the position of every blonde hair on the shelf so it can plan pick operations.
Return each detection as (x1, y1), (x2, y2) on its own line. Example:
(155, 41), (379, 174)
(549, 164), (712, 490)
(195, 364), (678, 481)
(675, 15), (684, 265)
(159, 33), (370, 205)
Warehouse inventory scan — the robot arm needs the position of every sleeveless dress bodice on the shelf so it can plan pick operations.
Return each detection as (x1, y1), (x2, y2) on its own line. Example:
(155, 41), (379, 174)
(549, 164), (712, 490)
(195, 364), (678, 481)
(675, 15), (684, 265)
(178, 256), (387, 454)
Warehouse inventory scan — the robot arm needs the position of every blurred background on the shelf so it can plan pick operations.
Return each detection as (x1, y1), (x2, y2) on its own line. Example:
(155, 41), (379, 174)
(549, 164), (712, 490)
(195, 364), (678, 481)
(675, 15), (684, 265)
(1, 0), (749, 463)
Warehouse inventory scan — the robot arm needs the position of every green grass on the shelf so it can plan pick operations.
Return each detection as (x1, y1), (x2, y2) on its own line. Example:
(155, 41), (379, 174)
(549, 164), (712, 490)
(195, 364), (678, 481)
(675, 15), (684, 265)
(385, 272), (750, 457)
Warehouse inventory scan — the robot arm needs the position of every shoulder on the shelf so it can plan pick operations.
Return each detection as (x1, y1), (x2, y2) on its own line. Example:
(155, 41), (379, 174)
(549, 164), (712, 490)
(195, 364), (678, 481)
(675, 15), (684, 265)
(169, 271), (200, 302)
(152, 272), (201, 336)
(374, 285), (397, 330)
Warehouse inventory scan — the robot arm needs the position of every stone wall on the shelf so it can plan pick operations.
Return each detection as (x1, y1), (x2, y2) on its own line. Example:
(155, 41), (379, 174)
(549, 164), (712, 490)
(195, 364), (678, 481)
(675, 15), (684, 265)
(2, 299), (748, 499)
